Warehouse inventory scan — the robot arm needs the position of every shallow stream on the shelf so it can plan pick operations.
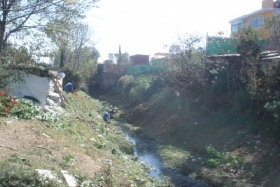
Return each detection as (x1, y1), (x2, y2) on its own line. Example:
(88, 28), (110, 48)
(118, 124), (209, 187)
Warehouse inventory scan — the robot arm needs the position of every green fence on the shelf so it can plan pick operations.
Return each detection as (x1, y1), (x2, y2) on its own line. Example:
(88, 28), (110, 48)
(206, 36), (237, 56)
(206, 36), (268, 56)
(125, 58), (168, 75)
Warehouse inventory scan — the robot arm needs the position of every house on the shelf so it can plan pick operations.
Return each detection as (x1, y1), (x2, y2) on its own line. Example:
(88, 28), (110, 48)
(153, 52), (169, 59)
(130, 54), (149, 65)
(207, 0), (280, 56)
(229, 0), (280, 38)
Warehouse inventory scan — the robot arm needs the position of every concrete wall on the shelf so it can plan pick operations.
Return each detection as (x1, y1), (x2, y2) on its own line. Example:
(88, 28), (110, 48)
(97, 63), (128, 90)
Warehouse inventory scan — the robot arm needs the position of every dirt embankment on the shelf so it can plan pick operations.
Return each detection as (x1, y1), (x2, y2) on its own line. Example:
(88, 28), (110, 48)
(102, 93), (280, 187)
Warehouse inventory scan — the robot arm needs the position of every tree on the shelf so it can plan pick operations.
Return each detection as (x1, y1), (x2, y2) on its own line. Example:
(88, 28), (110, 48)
(68, 23), (94, 70)
(103, 59), (114, 64)
(60, 49), (64, 68)
(47, 21), (99, 82)
(0, 0), (98, 52)
(53, 46), (99, 82)
(264, 14), (280, 51)
(108, 52), (130, 64)
(117, 45), (123, 63)
(164, 35), (206, 98)
(235, 27), (264, 99)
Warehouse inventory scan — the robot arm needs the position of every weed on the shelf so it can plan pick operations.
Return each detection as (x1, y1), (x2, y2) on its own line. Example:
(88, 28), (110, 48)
(101, 164), (115, 187)
(0, 165), (62, 187)
(154, 174), (174, 187)
(63, 155), (77, 165)
(206, 145), (239, 168)
(206, 144), (216, 155)
(207, 158), (219, 167)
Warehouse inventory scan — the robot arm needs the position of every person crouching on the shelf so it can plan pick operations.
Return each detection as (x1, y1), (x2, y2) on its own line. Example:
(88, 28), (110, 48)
(103, 111), (110, 124)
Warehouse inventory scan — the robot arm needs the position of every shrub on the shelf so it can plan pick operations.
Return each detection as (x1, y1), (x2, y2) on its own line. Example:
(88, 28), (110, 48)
(0, 90), (19, 116)
(0, 165), (61, 187)
(207, 158), (219, 168)
(117, 75), (134, 94)
(206, 144), (238, 168)
(62, 66), (83, 91)
(0, 90), (57, 122)
(129, 75), (153, 100)
(264, 95), (280, 121)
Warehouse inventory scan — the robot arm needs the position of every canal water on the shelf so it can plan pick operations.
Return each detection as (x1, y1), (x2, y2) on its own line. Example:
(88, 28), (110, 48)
(118, 124), (210, 187)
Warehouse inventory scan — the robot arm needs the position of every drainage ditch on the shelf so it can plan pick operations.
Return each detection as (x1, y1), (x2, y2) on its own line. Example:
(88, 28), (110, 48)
(118, 123), (210, 187)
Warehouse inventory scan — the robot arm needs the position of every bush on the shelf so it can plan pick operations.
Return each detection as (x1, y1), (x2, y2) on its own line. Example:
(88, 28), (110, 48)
(62, 67), (83, 91)
(117, 75), (134, 94)
(0, 90), (57, 122)
(0, 165), (61, 187)
(264, 95), (280, 121)
(129, 75), (153, 100)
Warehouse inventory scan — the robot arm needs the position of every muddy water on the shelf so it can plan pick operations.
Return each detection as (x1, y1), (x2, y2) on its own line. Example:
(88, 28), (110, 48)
(118, 124), (209, 187)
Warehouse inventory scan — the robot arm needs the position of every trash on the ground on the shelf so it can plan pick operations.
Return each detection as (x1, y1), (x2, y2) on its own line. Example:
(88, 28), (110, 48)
(42, 133), (51, 139)
(36, 169), (57, 181)
(61, 170), (77, 187)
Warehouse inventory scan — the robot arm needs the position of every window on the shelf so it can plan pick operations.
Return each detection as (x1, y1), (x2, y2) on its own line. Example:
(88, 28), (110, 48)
(249, 16), (264, 28)
(231, 22), (245, 33)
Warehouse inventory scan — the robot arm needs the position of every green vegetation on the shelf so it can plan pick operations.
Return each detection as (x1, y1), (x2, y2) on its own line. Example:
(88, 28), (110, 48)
(103, 31), (280, 186)
(206, 145), (238, 168)
(0, 165), (61, 187)
(0, 90), (57, 122)
(116, 75), (154, 101)
(0, 91), (174, 186)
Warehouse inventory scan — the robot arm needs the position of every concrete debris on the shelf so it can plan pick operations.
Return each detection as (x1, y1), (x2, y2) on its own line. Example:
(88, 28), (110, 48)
(90, 138), (96, 141)
(36, 169), (57, 181)
(61, 170), (77, 187)
(48, 92), (60, 102)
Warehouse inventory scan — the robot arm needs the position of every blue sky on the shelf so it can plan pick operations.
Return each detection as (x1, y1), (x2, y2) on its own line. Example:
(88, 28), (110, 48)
(86, 0), (261, 63)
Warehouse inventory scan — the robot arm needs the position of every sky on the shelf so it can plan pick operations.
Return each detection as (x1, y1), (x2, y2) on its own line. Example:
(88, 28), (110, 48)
(85, 0), (262, 63)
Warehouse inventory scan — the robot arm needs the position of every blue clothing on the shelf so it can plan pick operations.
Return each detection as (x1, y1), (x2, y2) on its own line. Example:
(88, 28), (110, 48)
(64, 82), (73, 94)
(103, 112), (110, 123)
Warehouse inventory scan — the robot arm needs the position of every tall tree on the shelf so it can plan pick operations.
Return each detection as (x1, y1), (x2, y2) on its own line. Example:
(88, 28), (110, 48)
(108, 51), (130, 64)
(60, 49), (64, 68)
(117, 44), (122, 63)
(235, 27), (264, 97)
(0, 0), (98, 52)
(164, 35), (206, 98)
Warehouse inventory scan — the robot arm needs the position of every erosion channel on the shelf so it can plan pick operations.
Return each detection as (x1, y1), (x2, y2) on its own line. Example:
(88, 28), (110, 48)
(117, 123), (209, 187)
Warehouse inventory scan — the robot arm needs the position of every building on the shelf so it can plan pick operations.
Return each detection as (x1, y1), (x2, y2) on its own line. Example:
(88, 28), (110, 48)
(96, 63), (127, 89)
(229, 0), (280, 38)
(153, 52), (169, 59)
(130, 54), (149, 65)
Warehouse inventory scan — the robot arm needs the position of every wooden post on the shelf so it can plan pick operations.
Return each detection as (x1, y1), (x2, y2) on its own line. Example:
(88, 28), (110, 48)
(51, 77), (70, 104)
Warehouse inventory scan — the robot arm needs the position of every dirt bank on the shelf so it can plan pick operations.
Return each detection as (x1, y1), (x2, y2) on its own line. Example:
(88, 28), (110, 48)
(101, 93), (280, 187)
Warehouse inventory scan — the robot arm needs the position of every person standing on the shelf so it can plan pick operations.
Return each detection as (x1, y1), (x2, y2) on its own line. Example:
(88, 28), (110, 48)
(64, 81), (74, 94)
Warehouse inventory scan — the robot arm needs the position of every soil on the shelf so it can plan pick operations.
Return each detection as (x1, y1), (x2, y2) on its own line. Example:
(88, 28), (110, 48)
(0, 118), (100, 177)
